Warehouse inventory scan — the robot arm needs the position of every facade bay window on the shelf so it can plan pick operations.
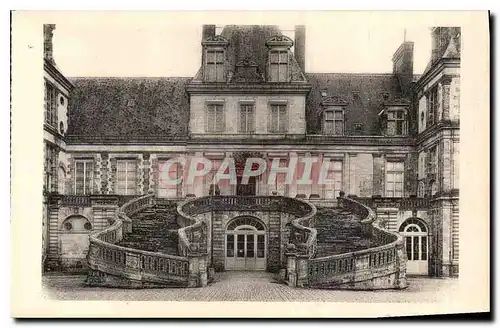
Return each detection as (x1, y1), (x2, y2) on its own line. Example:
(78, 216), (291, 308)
(74, 159), (93, 195)
(206, 103), (225, 133)
(427, 86), (438, 126)
(385, 161), (404, 197)
(269, 50), (289, 82)
(269, 104), (287, 133)
(239, 104), (255, 133)
(116, 159), (137, 195)
(44, 80), (57, 127)
(324, 160), (343, 199)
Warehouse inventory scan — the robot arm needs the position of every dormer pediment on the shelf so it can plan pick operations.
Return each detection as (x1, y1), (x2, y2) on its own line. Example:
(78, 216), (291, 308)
(202, 35), (229, 47)
(265, 35), (293, 49)
(321, 96), (348, 107)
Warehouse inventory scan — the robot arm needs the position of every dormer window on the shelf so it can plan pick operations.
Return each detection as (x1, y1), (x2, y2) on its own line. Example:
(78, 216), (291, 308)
(265, 35), (293, 83)
(269, 51), (288, 82)
(205, 50), (225, 82)
(202, 35), (229, 83)
(378, 100), (409, 136)
(324, 109), (344, 135)
(320, 96), (348, 136)
(386, 109), (407, 136)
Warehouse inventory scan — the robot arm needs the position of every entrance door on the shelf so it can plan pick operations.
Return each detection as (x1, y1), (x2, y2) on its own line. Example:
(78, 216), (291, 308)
(399, 218), (429, 275)
(225, 217), (266, 270)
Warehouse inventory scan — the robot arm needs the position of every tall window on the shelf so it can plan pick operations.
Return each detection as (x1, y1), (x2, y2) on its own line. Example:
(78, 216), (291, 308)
(399, 218), (428, 262)
(239, 104), (255, 133)
(324, 160), (343, 199)
(324, 110), (344, 135)
(269, 51), (288, 82)
(269, 104), (287, 133)
(428, 146), (438, 176)
(386, 110), (407, 136)
(205, 50), (225, 82)
(385, 161), (404, 197)
(116, 160), (137, 195)
(74, 159), (93, 195)
(44, 81), (57, 127)
(206, 103), (225, 133)
(427, 86), (438, 126)
(44, 143), (58, 193)
(158, 159), (179, 198)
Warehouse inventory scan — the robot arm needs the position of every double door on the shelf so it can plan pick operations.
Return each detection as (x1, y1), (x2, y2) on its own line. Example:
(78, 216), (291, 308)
(225, 231), (266, 270)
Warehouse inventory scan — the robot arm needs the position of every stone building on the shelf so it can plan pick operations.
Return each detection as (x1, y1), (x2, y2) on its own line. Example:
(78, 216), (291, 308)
(43, 24), (460, 278)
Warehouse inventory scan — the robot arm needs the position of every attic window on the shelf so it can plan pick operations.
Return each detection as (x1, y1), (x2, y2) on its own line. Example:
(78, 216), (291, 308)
(323, 109), (344, 135)
(205, 50), (225, 82)
(269, 50), (289, 82)
(386, 109), (407, 136)
(382, 92), (390, 101)
(321, 89), (328, 97)
(127, 99), (135, 107)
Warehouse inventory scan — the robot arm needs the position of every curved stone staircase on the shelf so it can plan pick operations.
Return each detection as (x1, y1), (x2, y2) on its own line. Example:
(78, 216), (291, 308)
(86, 194), (407, 289)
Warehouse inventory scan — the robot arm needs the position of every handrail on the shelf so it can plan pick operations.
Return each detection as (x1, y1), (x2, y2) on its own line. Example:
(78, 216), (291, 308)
(306, 193), (406, 288)
(176, 196), (317, 258)
(87, 194), (190, 284)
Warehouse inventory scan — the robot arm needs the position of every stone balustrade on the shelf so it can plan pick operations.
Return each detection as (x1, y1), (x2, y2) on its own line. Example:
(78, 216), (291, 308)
(286, 192), (408, 289)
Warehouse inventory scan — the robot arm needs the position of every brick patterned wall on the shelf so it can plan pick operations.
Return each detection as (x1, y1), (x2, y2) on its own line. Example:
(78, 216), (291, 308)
(150, 155), (158, 194)
(267, 212), (282, 272)
(136, 154), (144, 194)
(108, 157), (116, 194)
(94, 153), (102, 194)
(211, 212), (225, 271)
(404, 152), (418, 196)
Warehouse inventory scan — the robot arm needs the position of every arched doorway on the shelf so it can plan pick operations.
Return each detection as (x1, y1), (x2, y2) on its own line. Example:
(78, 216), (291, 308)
(399, 218), (429, 275)
(225, 216), (266, 271)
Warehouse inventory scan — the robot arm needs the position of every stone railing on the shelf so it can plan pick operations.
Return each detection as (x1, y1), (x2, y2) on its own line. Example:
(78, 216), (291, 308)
(177, 195), (317, 259)
(356, 196), (431, 210)
(87, 194), (200, 287)
(286, 192), (407, 289)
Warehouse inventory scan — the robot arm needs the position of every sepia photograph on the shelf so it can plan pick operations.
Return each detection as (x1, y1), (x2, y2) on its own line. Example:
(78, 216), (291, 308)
(10, 10), (490, 318)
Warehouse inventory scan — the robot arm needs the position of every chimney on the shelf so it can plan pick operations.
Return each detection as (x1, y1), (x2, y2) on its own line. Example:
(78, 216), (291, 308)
(202, 25), (216, 41)
(43, 24), (56, 63)
(392, 41), (414, 96)
(294, 25), (306, 72)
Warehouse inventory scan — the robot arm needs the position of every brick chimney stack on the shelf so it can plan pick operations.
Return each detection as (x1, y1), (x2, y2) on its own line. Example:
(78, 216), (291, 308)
(202, 25), (216, 41)
(43, 24), (56, 63)
(294, 25), (306, 72)
(392, 41), (414, 96)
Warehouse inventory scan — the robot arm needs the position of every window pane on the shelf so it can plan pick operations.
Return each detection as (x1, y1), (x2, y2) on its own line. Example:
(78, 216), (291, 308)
(405, 236), (412, 260)
(270, 51), (279, 63)
(325, 121), (334, 134)
(270, 64), (279, 81)
(413, 236), (420, 260)
(206, 51), (215, 63)
(387, 121), (396, 135)
(421, 236), (427, 260)
(257, 235), (265, 258)
(246, 234), (255, 258)
(215, 51), (224, 63)
(237, 235), (245, 258)
(279, 51), (288, 62)
(325, 111), (334, 120)
(216, 64), (224, 82)
(279, 64), (287, 82)
(226, 234), (234, 257)
(334, 120), (343, 135)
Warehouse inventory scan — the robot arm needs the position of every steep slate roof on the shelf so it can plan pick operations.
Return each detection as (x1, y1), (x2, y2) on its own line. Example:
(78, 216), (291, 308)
(305, 73), (403, 135)
(67, 77), (190, 140)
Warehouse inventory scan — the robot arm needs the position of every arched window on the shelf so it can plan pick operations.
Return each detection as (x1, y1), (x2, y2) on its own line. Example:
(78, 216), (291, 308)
(226, 217), (265, 231)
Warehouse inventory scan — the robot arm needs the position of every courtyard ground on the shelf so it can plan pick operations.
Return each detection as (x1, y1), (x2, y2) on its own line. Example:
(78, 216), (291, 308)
(42, 271), (459, 302)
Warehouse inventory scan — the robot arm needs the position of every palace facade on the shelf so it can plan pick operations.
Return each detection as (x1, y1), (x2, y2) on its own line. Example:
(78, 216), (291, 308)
(43, 24), (460, 278)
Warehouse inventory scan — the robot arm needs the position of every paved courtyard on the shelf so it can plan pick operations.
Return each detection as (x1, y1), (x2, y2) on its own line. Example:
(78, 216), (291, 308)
(43, 271), (459, 302)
